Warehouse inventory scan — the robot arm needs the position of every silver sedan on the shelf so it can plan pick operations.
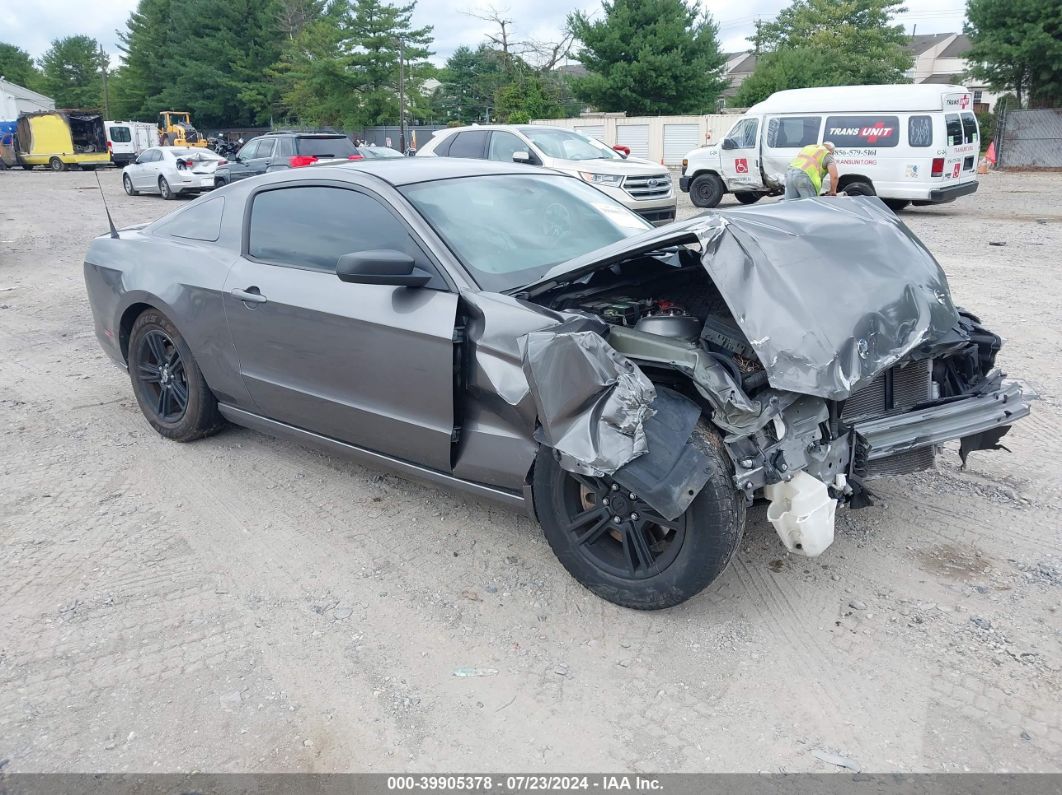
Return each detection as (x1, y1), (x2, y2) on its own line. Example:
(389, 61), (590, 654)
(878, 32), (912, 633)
(122, 147), (222, 199)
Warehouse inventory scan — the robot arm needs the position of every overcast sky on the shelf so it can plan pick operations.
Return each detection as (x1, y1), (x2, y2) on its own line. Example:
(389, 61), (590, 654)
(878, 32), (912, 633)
(2, 0), (968, 67)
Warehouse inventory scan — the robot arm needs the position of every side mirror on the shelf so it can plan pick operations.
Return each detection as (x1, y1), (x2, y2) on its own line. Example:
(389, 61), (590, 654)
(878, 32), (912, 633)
(336, 250), (432, 287)
(612, 145), (630, 158)
(720, 138), (737, 150)
(512, 150), (532, 164)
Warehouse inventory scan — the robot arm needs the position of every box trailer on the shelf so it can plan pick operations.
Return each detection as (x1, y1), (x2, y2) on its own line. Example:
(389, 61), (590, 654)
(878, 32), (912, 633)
(15, 110), (111, 171)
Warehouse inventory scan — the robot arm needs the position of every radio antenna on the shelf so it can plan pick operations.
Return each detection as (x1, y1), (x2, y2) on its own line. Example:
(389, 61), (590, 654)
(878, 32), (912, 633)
(94, 169), (120, 239)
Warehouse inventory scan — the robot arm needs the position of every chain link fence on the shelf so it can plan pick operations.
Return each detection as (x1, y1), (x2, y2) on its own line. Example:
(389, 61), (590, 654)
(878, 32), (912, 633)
(997, 108), (1062, 168)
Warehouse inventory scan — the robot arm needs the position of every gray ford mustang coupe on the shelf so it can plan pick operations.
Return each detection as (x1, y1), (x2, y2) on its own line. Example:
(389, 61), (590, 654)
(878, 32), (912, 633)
(84, 158), (1029, 609)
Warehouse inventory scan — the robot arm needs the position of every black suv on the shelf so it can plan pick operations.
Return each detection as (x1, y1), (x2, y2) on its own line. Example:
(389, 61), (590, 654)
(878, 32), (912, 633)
(213, 132), (359, 186)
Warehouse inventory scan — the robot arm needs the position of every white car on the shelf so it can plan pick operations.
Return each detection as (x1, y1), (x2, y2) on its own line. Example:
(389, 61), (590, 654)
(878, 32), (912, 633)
(122, 147), (222, 199)
(417, 125), (677, 226)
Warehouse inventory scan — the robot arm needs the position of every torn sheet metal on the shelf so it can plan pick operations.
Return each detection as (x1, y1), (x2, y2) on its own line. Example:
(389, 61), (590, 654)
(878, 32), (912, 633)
(526, 197), (961, 400)
(521, 330), (656, 476)
(610, 388), (710, 520)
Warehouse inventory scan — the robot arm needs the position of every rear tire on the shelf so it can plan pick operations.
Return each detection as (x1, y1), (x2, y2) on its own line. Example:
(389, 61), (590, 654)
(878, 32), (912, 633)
(533, 423), (745, 610)
(734, 191), (762, 205)
(689, 173), (725, 208)
(883, 199), (910, 212)
(213, 176), (227, 189)
(127, 310), (223, 442)
(123, 174), (138, 196)
(159, 176), (175, 200)
(842, 180), (875, 197)
(49, 156), (66, 172)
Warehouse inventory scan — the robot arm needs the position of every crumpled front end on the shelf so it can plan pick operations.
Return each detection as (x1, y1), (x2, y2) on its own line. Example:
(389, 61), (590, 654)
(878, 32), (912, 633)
(509, 197), (1030, 555)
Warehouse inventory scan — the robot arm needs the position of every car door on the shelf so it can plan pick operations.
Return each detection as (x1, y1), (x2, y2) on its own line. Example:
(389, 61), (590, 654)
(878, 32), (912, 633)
(222, 181), (459, 472)
(229, 139), (261, 182)
(133, 149), (159, 189)
(487, 130), (534, 163)
(246, 138), (276, 177)
(719, 117), (764, 191)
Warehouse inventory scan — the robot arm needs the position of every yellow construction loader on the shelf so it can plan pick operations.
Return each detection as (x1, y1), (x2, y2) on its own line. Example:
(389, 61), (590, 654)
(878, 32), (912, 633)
(157, 111), (207, 147)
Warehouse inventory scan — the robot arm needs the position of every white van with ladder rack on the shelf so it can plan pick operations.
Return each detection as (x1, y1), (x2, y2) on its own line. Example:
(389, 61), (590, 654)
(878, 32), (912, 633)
(680, 84), (980, 211)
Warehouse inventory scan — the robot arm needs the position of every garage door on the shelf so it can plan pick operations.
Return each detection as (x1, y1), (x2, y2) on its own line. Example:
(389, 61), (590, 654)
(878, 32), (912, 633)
(574, 124), (605, 142)
(616, 124), (650, 160)
(663, 123), (700, 165)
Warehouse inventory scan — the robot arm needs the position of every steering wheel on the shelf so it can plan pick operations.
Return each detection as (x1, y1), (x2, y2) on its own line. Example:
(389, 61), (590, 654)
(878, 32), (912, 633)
(542, 202), (573, 238)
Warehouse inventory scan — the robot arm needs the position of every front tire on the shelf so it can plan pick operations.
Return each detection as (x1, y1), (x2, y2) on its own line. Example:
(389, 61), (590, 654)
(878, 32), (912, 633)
(533, 423), (745, 610)
(159, 176), (175, 199)
(689, 173), (724, 208)
(123, 174), (138, 196)
(128, 310), (223, 442)
(49, 156), (66, 172)
(734, 191), (762, 205)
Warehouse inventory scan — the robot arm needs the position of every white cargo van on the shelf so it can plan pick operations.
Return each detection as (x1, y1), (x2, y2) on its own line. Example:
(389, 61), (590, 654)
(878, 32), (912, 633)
(680, 84), (980, 211)
(105, 121), (157, 165)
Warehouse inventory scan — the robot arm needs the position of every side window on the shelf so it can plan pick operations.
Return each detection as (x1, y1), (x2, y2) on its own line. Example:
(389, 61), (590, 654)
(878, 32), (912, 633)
(447, 131), (488, 159)
(487, 131), (527, 161)
(257, 139), (277, 159)
(155, 197), (225, 242)
(143, 149), (161, 162)
(824, 116), (900, 148)
(726, 118), (758, 149)
(945, 114), (963, 146)
(237, 139), (260, 160)
(248, 186), (432, 276)
(766, 116), (821, 148)
(276, 137), (295, 157)
(908, 115), (933, 147)
(960, 112), (978, 144)
(110, 126), (131, 143)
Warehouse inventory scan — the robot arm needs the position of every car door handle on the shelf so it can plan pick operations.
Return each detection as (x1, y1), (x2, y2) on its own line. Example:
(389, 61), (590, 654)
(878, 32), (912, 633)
(231, 287), (267, 304)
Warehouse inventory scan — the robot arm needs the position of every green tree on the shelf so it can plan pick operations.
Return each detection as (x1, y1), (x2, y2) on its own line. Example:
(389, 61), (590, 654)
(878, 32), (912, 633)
(38, 36), (105, 108)
(116, 0), (283, 127)
(965, 0), (1062, 108)
(567, 0), (727, 114)
(734, 0), (913, 105)
(345, 0), (433, 127)
(436, 45), (506, 123)
(0, 43), (41, 90)
(271, 0), (360, 126)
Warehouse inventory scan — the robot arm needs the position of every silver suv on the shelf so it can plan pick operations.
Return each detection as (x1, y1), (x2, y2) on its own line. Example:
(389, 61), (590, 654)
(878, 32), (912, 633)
(417, 125), (676, 226)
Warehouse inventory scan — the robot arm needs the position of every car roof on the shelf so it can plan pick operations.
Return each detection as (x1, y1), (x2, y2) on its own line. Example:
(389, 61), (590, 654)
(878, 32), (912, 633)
(436, 124), (570, 134)
(254, 157), (551, 187)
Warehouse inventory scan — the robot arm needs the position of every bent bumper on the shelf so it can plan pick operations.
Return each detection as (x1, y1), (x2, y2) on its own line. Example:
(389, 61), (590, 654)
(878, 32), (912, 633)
(853, 378), (1029, 460)
(928, 181), (979, 203)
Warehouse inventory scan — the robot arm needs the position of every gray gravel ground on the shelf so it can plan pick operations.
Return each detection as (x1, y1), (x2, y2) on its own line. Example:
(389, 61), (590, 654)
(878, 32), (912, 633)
(0, 167), (1060, 773)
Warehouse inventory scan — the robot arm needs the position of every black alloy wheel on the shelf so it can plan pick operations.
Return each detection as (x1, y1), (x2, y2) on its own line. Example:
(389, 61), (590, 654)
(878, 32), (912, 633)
(135, 329), (189, 423)
(563, 474), (688, 581)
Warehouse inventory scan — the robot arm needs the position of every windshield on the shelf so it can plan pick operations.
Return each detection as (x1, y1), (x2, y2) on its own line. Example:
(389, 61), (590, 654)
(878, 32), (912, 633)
(296, 136), (357, 158)
(519, 127), (619, 162)
(401, 174), (651, 292)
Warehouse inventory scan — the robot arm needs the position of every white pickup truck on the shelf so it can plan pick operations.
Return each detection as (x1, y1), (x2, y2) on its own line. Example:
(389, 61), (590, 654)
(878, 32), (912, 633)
(680, 84), (981, 212)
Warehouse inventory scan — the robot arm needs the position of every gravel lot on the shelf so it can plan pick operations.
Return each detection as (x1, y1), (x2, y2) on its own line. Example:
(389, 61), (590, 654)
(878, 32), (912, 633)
(1, 167), (1060, 774)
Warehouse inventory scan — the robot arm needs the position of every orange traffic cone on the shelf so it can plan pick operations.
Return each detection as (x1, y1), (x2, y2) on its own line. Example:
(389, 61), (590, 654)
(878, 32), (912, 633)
(986, 140), (997, 166)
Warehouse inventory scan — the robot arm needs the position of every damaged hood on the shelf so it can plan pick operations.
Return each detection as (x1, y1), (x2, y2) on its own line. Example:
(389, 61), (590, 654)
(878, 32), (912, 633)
(525, 197), (960, 400)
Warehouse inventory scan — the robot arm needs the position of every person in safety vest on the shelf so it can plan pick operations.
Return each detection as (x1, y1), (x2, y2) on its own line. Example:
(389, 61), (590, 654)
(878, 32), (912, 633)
(784, 141), (838, 200)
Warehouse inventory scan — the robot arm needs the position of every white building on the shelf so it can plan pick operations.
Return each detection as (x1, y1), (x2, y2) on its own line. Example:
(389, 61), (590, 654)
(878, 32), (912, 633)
(0, 78), (55, 122)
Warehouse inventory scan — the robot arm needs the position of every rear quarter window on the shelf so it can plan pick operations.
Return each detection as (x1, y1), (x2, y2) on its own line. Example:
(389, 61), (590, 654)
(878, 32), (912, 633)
(824, 116), (900, 148)
(154, 197), (225, 242)
(766, 116), (821, 148)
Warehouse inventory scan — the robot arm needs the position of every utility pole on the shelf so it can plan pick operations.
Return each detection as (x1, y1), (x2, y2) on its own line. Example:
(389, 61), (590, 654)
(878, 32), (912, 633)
(395, 37), (406, 154)
(99, 45), (111, 119)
